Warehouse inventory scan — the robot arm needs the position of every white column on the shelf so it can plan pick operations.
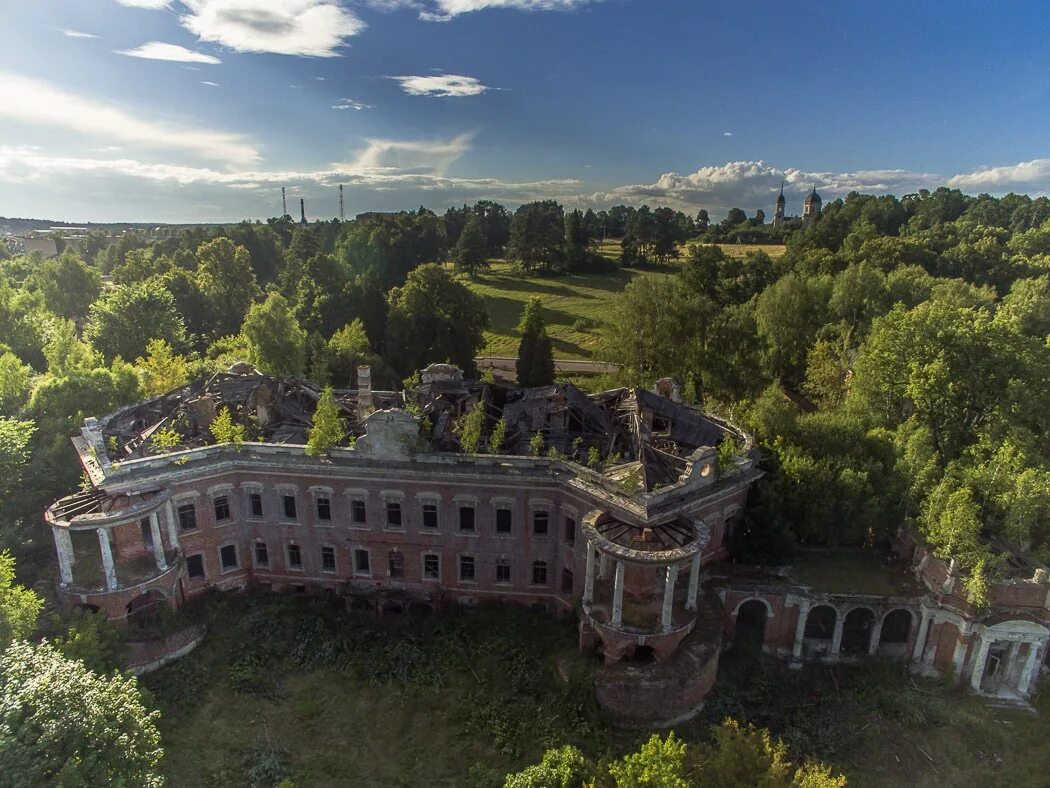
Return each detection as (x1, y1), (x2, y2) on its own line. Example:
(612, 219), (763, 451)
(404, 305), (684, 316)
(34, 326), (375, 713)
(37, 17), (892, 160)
(98, 528), (117, 591)
(1018, 640), (1042, 696)
(52, 526), (74, 586)
(686, 553), (701, 611)
(661, 565), (677, 632)
(792, 599), (811, 659)
(970, 636), (991, 691)
(164, 499), (180, 551)
(912, 608), (931, 661)
(583, 544), (596, 604)
(611, 561), (625, 627)
(830, 612), (845, 656)
(149, 513), (167, 571)
(868, 618), (883, 656)
(599, 552), (609, 580)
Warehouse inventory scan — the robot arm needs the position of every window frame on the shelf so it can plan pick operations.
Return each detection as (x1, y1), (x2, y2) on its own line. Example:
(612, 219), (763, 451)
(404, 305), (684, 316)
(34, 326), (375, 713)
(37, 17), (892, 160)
(213, 494), (231, 523)
(286, 543), (304, 570)
(253, 541), (269, 568)
(388, 551), (405, 579)
(177, 502), (198, 532)
(459, 554), (476, 583)
(186, 553), (205, 578)
(422, 553), (441, 581)
(531, 560), (548, 586)
(495, 558), (511, 585)
(219, 543), (239, 573)
(320, 546), (336, 574)
(353, 548), (371, 577)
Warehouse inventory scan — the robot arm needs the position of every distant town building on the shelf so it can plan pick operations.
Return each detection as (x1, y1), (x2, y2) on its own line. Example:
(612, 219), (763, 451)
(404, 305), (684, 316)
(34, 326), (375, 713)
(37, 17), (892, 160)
(772, 182), (786, 229)
(802, 186), (823, 228)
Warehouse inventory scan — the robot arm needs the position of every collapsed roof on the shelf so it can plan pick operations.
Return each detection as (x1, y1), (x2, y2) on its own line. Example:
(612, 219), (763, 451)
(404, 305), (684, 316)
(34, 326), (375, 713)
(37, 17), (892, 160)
(90, 363), (747, 493)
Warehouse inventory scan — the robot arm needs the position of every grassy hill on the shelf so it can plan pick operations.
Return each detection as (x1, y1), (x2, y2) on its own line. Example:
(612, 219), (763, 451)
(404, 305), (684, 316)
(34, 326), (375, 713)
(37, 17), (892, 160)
(462, 242), (785, 360)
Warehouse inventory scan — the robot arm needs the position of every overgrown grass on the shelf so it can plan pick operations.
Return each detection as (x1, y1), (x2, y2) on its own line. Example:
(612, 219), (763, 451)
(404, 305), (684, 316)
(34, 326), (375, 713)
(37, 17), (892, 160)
(144, 595), (1050, 787)
(462, 261), (676, 359)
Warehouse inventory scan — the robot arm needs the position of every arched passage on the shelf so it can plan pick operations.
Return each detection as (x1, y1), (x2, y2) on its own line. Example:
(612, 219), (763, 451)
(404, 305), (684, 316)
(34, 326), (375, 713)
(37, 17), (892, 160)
(734, 599), (768, 651)
(841, 608), (875, 656)
(878, 609), (912, 657)
(126, 589), (165, 623)
(804, 605), (837, 642)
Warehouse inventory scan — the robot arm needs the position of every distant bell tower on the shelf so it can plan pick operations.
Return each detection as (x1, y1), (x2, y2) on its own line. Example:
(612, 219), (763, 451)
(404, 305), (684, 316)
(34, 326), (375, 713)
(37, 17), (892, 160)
(802, 186), (822, 229)
(772, 181), (786, 229)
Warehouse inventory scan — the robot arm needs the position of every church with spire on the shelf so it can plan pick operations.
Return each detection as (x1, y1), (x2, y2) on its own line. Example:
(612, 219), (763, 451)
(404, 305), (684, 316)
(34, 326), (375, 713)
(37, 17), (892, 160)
(771, 183), (822, 230)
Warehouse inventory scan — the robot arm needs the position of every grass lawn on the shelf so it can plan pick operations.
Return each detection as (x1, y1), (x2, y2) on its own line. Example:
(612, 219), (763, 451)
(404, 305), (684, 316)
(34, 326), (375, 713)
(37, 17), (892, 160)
(145, 594), (1050, 788)
(462, 261), (677, 359)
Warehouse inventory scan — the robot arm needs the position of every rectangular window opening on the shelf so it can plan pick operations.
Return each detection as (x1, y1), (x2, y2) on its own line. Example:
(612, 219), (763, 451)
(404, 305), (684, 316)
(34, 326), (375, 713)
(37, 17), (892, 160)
(495, 508), (512, 535)
(532, 560), (548, 586)
(533, 511), (549, 537)
(316, 497), (332, 521)
(177, 503), (197, 531)
(389, 552), (404, 578)
(186, 553), (205, 578)
(254, 542), (269, 567)
(354, 549), (370, 575)
(249, 492), (263, 518)
(496, 558), (511, 584)
(386, 501), (402, 527)
(564, 517), (576, 545)
(422, 503), (438, 529)
(213, 495), (230, 522)
(460, 555), (476, 582)
(321, 546), (336, 573)
(220, 544), (238, 571)
(423, 554), (440, 580)
(561, 568), (574, 593)
(287, 544), (303, 569)
(459, 506), (475, 532)
(351, 499), (367, 525)
(283, 495), (297, 520)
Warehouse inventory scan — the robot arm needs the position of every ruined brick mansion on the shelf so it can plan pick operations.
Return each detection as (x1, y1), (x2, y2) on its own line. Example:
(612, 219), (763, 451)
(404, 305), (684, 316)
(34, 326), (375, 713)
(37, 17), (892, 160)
(46, 364), (1050, 722)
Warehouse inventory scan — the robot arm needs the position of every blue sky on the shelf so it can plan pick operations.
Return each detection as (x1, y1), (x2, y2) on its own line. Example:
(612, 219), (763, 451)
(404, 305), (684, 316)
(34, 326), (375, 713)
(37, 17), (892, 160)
(1, 0), (1049, 222)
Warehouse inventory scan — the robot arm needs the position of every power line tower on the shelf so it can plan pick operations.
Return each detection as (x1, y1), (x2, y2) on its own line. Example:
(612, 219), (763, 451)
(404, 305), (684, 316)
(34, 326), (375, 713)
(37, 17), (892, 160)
(281, 186), (287, 218)
(339, 184), (345, 222)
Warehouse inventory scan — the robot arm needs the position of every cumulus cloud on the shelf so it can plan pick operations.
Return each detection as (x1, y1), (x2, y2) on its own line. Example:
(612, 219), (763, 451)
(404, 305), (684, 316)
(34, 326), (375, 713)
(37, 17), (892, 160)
(581, 160), (945, 213)
(391, 73), (494, 97)
(0, 72), (258, 166)
(947, 158), (1050, 192)
(60, 29), (100, 39)
(331, 98), (374, 110)
(115, 0), (172, 8)
(179, 0), (365, 57)
(116, 41), (222, 63)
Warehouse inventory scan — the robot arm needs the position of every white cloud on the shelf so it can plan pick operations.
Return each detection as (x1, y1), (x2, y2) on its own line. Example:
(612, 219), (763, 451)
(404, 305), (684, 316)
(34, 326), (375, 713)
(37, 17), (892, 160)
(313, 76), (325, 80)
(115, 0), (172, 8)
(426, 0), (600, 18)
(60, 29), (100, 39)
(723, 131), (732, 137)
(331, 98), (374, 110)
(201, 81), (221, 86)
(946, 158), (1050, 192)
(116, 41), (222, 63)
(179, 0), (365, 57)
(580, 160), (945, 213)
(391, 74), (493, 97)
(0, 72), (258, 166)
(348, 134), (474, 175)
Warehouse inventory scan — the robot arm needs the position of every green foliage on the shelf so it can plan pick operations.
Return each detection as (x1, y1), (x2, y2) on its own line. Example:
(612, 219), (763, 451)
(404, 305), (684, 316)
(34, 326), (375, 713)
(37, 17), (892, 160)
(619, 467), (643, 496)
(516, 298), (555, 387)
(0, 351), (32, 417)
(196, 237), (261, 339)
(0, 640), (163, 786)
(0, 551), (42, 650)
(85, 278), (188, 362)
(305, 387), (345, 456)
(460, 402), (485, 454)
(489, 417), (506, 454)
(509, 200), (566, 273)
(587, 445), (601, 468)
(529, 431), (545, 457)
(135, 337), (190, 397)
(241, 291), (307, 376)
(608, 732), (689, 788)
(50, 608), (127, 674)
(504, 745), (587, 788)
(716, 436), (741, 476)
(25, 251), (101, 320)
(210, 406), (246, 446)
(455, 213), (491, 276)
(384, 263), (489, 378)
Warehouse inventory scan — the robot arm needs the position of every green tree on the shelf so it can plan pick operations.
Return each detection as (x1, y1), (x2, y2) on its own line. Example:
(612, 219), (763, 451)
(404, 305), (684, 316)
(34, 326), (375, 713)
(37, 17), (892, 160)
(0, 352), (32, 417)
(196, 237), (261, 339)
(310, 319), (386, 388)
(135, 338), (190, 398)
(84, 279), (187, 363)
(516, 298), (555, 387)
(459, 402), (484, 454)
(508, 200), (566, 273)
(384, 264), (488, 378)
(0, 640), (163, 786)
(454, 213), (489, 276)
(306, 387), (345, 456)
(210, 406), (245, 445)
(25, 251), (101, 320)
(241, 292), (307, 376)
(754, 274), (831, 386)
(504, 745), (587, 788)
(608, 732), (689, 788)
(0, 551), (42, 650)
(489, 417), (506, 454)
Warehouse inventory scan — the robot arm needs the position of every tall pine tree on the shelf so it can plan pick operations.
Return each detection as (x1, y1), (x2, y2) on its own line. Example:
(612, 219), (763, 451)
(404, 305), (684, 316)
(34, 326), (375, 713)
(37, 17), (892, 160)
(516, 298), (555, 386)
